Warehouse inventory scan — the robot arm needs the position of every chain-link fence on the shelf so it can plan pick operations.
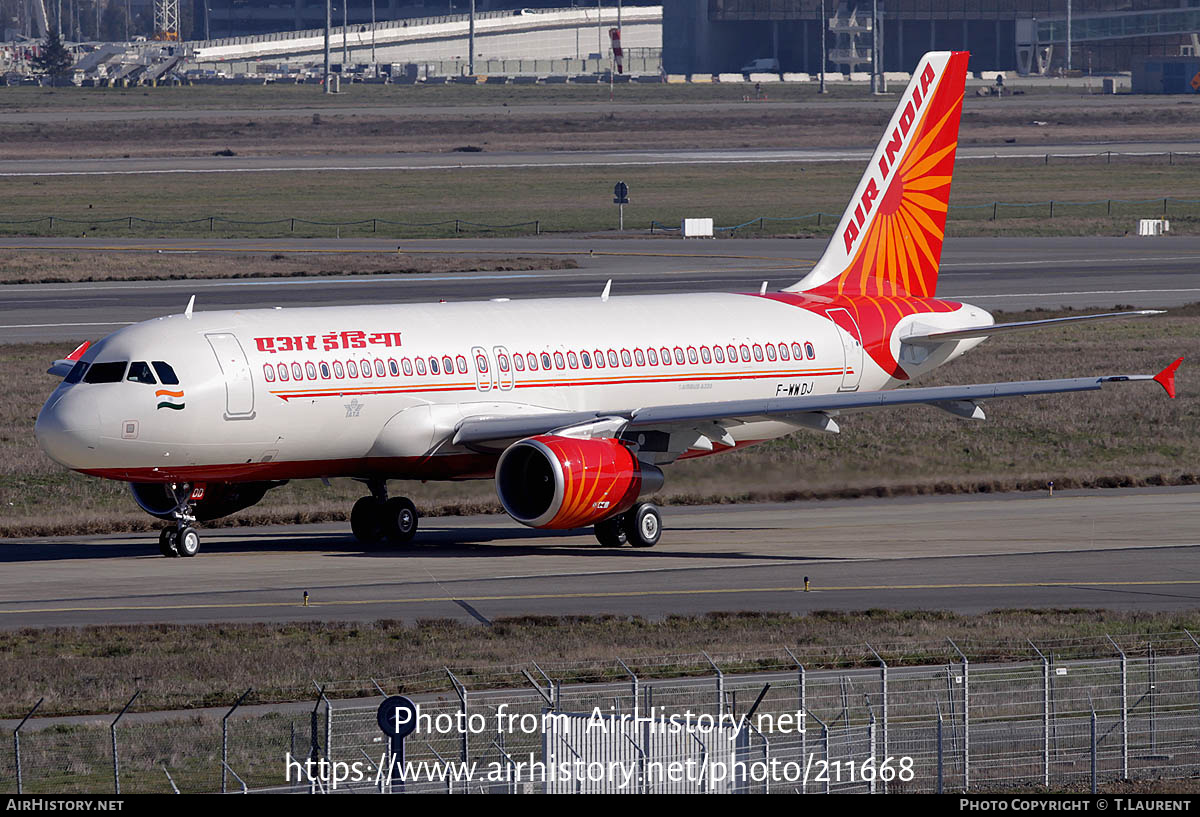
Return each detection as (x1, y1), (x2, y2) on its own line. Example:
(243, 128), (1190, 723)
(8, 635), (1200, 794)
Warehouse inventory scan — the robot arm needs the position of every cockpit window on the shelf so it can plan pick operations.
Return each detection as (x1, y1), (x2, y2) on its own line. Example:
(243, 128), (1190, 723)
(64, 361), (89, 384)
(152, 361), (179, 385)
(83, 361), (127, 384)
(127, 361), (157, 385)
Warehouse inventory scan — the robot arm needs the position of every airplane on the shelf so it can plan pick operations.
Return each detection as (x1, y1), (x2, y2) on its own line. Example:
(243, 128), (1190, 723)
(35, 51), (1182, 558)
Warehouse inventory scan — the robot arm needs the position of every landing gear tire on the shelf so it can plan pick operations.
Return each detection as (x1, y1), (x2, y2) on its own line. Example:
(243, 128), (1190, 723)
(626, 503), (662, 548)
(382, 497), (419, 545)
(350, 496), (386, 546)
(159, 527), (179, 558)
(176, 526), (200, 557)
(595, 516), (628, 548)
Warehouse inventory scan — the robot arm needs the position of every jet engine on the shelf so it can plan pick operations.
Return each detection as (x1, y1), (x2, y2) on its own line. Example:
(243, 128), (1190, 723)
(130, 481), (281, 522)
(495, 435), (664, 529)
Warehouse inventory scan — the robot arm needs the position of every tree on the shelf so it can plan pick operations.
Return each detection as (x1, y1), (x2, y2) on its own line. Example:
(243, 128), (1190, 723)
(31, 29), (74, 77)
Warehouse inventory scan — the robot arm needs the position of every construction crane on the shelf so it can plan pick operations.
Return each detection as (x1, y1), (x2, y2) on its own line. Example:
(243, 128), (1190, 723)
(153, 0), (179, 40)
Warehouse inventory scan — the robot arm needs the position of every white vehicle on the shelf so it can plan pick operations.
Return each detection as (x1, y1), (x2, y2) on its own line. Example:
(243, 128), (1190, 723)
(36, 51), (1181, 557)
(739, 58), (779, 73)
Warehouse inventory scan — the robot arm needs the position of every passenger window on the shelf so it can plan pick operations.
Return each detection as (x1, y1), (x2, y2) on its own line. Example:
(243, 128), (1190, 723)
(567, 351), (578, 368)
(151, 361), (179, 385)
(334, 361), (346, 378)
(727, 345), (738, 362)
(306, 362), (317, 379)
(375, 359), (386, 376)
(714, 346), (725, 363)
(513, 354), (525, 372)
(321, 362), (332, 379)
(127, 361), (157, 384)
(263, 364), (275, 383)
(84, 361), (127, 384)
(443, 356), (455, 374)
(660, 347), (670, 364)
(416, 358), (426, 375)
(779, 343), (790, 361)
(277, 363), (289, 381)
(766, 345), (777, 361)
(527, 353), (538, 371)
(498, 355), (510, 373)
(389, 359), (399, 376)
(541, 353), (552, 369)
(401, 359), (412, 376)
(621, 350), (632, 366)
(687, 348), (698, 364)
(674, 347), (685, 365)
(740, 345), (751, 362)
(554, 352), (565, 369)
(360, 360), (372, 377)
(634, 349), (645, 366)
(792, 343), (804, 359)
(647, 348), (658, 365)
(457, 355), (468, 374)
(292, 363), (303, 380)
(429, 357), (440, 375)
(805, 342), (816, 359)
(593, 350), (604, 368)
(608, 350), (619, 367)
(581, 352), (591, 368)
(346, 360), (358, 378)
(753, 345), (764, 362)
(700, 347), (711, 363)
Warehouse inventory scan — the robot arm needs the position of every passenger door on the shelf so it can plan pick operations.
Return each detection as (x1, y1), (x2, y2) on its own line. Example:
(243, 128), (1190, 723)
(206, 333), (256, 419)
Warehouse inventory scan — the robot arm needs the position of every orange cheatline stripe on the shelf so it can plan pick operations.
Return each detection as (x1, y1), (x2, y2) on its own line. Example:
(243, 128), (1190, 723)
(155, 389), (184, 398)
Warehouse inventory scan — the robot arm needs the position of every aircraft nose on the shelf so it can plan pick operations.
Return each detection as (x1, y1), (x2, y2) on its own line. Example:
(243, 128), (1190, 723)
(35, 389), (101, 469)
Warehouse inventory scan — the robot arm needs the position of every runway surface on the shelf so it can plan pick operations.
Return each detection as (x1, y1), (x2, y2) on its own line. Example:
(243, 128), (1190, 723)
(3, 487), (1200, 628)
(0, 141), (1194, 177)
(3, 235), (1199, 343)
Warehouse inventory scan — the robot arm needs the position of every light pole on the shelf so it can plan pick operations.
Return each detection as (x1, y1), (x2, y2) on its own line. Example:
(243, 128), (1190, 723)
(468, 0), (474, 75)
(819, 0), (826, 93)
(370, 0), (375, 71)
(341, 1), (347, 70)
(323, 0), (331, 92)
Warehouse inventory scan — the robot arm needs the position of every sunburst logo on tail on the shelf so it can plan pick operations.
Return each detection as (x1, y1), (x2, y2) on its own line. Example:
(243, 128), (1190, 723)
(785, 51), (970, 299)
(156, 389), (185, 410)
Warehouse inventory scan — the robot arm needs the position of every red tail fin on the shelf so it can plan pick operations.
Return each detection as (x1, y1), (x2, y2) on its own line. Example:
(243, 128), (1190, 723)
(786, 51), (970, 298)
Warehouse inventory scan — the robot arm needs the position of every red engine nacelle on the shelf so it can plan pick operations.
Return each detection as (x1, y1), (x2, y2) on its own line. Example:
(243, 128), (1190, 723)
(495, 435), (664, 529)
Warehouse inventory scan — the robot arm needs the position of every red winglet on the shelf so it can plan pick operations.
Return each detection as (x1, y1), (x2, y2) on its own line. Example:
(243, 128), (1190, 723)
(65, 340), (91, 361)
(1154, 357), (1183, 399)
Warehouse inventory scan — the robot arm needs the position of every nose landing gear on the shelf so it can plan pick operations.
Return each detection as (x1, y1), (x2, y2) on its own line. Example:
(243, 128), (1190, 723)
(158, 483), (201, 558)
(351, 481), (419, 548)
(594, 502), (662, 548)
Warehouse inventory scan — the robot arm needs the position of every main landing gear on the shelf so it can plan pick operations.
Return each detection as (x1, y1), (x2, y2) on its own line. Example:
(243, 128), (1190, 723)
(158, 483), (200, 558)
(351, 481), (419, 548)
(595, 502), (662, 549)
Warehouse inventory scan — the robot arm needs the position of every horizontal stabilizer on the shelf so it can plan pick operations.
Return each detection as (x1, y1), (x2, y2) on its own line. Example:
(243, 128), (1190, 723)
(901, 310), (1164, 345)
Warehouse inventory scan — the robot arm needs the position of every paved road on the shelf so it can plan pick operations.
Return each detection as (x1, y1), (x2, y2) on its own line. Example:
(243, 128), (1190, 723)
(3, 487), (1200, 628)
(0, 141), (1194, 176)
(2, 235), (1199, 343)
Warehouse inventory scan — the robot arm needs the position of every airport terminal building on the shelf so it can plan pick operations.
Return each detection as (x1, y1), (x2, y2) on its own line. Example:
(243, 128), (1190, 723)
(663, 0), (1200, 76)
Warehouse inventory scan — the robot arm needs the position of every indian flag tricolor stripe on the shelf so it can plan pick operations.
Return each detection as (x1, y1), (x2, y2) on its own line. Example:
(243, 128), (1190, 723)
(156, 389), (185, 411)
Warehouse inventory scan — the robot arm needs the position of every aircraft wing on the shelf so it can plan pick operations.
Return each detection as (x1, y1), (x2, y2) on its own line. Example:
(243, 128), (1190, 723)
(452, 359), (1182, 450)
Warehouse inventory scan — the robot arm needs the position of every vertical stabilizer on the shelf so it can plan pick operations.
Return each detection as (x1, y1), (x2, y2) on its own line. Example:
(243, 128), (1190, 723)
(785, 51), (970, 298)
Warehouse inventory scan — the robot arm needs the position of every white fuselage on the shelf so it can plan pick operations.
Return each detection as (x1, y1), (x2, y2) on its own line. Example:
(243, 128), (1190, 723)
(35, 291), (990, 484)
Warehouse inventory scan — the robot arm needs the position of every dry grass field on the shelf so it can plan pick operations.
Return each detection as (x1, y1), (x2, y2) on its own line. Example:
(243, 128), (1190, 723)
(2, 304), (1195, 539)
(3, 84), (1200, 158)
(2, 156), (1198, 240)
(6, 608), (1200, 717)
(0, 250), (576, 284)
